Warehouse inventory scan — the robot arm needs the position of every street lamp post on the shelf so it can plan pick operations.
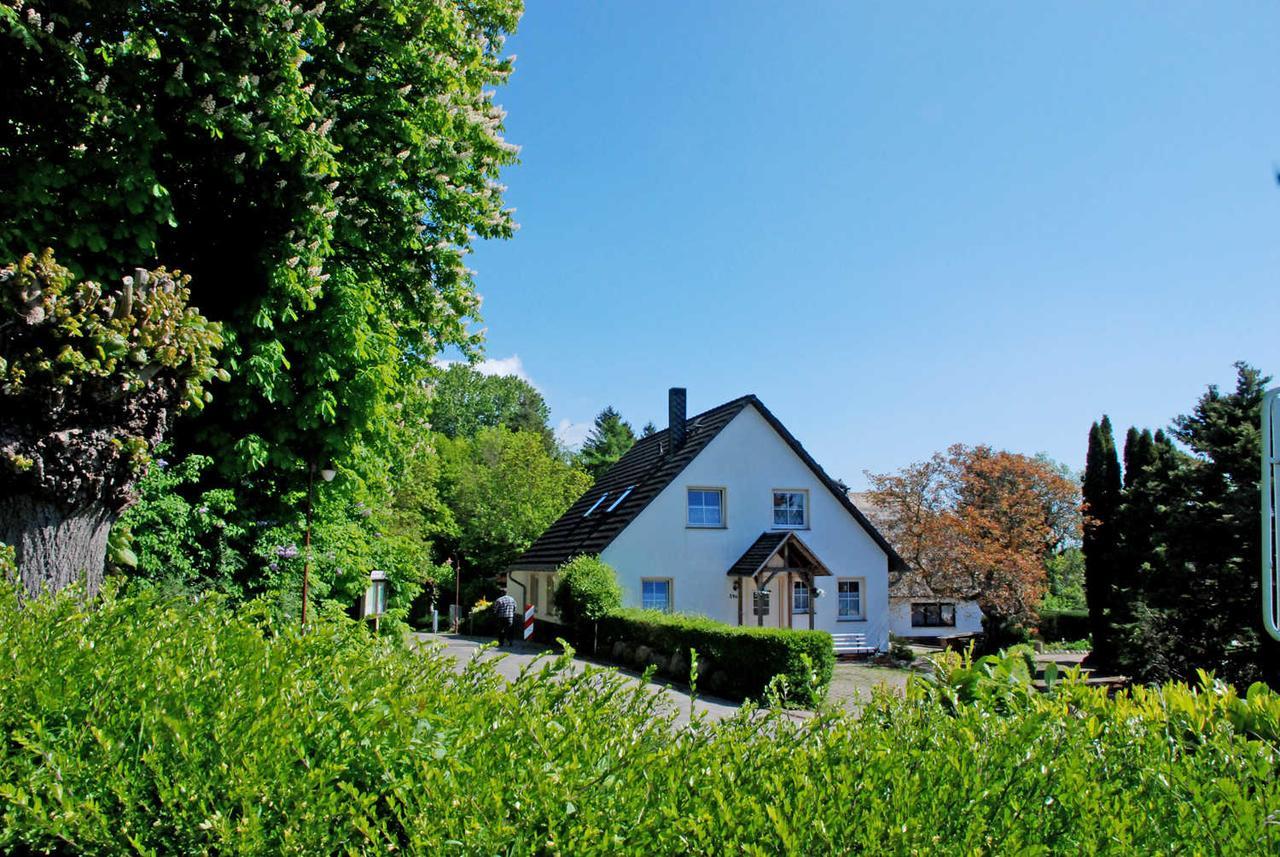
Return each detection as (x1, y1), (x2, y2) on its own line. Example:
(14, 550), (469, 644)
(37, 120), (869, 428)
(302, 462), (337, 629)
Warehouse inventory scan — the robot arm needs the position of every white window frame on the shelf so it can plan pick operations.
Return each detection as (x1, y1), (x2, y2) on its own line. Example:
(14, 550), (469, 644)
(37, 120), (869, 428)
(837, 577), (865, 621)
(792, 579), (811, 614)
(772, 489), (809, 529)
(686, 487), (727, 529)
(641, 577), (673, 612)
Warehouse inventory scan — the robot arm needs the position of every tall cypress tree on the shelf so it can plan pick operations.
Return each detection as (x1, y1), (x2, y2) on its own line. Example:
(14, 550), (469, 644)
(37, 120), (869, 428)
(1112, 427), (1158, 638)
(1083, 416), (1122, 665)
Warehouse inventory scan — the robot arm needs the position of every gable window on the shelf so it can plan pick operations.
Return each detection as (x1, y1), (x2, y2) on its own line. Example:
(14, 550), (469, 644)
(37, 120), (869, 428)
(687, 488), (725, 528)
(772, 490), (808, 528)
(911, 602), (956, 628)
(792, 580), (811, 614)
(642, 578), (673, 612)
(837, 578), (864, 621)
(753, 588), (771, 616)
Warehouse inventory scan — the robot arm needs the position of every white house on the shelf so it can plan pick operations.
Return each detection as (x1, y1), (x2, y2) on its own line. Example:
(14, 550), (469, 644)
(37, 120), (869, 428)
(848, 492), (986, 641)
(507, 389), (907, 650)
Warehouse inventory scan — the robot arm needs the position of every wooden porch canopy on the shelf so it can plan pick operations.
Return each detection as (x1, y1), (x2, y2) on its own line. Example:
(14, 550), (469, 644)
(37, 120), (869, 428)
(726, 532), (831, 629)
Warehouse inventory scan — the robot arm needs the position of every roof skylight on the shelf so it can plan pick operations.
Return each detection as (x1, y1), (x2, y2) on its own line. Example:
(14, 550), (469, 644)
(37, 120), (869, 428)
(606, 485), (635, 512)
(583, 492), (609, 516)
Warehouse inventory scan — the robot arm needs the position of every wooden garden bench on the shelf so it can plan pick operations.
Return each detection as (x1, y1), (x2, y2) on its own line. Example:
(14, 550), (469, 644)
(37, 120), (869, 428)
(831, 632), (877, 659)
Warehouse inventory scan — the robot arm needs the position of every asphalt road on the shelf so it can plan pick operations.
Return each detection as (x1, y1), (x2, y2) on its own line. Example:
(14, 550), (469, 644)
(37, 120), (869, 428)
(411, 632), (751, 726)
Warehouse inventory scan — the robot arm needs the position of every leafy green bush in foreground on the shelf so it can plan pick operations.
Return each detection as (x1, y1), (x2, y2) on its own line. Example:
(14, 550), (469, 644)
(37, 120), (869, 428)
(597, 607), (834, 708)
(2, 586), (1278, 854)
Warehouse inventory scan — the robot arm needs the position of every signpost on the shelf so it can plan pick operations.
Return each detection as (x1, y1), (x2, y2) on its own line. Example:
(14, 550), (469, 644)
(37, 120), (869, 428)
(1263, 388), (1280, 642)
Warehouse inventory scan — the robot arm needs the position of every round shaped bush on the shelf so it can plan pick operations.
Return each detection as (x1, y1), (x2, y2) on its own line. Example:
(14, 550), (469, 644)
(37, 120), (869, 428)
(552, 554), (622, 628)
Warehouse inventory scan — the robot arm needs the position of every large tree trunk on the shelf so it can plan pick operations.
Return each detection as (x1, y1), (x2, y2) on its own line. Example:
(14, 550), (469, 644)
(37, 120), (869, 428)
(0, 495), (113, 598)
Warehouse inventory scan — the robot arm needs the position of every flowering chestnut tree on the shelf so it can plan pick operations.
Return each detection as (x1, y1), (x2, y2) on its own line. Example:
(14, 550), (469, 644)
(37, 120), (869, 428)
(0, 251), (223, 595)
(0, 0), (523, 527)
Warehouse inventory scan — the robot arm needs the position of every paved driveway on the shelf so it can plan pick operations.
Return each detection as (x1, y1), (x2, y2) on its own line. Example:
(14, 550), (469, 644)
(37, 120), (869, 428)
(412, 633), (752, 726)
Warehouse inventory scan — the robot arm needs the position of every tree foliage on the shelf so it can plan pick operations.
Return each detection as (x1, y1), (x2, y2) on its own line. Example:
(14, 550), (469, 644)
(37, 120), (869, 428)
(1082, 416), (1122, 663)
(1105, 363), (1276, 687)
(866, 445), (1081, 629)
(577, 406), (636, 481)
(0, 250), (223, 594)
(1043, 547), (1086, 612)
(437, 427), (591, 581)
(0, 0), (523, 497)
(428, 363), (552, 446)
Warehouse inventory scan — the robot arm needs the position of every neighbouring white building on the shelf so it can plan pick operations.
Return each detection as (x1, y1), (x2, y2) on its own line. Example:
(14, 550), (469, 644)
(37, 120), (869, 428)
(507, 388), (907, 650)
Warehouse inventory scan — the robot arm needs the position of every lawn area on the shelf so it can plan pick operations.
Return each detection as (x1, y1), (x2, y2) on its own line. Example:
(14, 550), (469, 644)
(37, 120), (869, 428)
(826, 661), (914, 710)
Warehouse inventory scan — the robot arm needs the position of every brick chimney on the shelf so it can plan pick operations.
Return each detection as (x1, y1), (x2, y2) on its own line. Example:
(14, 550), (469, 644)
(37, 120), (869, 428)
(668, 387), (687, 451)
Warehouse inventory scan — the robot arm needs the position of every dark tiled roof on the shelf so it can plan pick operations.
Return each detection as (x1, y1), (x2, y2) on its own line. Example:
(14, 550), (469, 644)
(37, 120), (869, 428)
(509, 395), (909, 572)
(726, 532), (790, 576)
(726, 531), (832, 577)
(508, 396), (754, 570)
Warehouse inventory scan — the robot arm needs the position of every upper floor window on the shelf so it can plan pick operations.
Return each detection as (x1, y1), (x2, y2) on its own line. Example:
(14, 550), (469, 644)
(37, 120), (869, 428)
(687, 488), (725, 528)
(773, 490), (808, 528)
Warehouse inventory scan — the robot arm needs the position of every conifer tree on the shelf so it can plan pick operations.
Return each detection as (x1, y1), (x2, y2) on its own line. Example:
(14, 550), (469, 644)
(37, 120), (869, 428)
(1110, 427), (1159, 639)
(1083, 416), (1122, 664)
(577, 407), (637, 481)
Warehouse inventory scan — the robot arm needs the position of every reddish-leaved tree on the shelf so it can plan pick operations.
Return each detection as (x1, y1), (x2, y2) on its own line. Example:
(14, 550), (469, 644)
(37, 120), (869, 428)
(866, 444), (1080, 628)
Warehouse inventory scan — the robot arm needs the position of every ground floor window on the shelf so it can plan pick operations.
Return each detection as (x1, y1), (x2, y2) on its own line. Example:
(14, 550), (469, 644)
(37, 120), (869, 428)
(911, 602), (956, 627)
(753, 588), (771, 616)
(792, 580), (811, 613)
(837, 578), (864, 620)
(530, 575), (540, 611)
(642, 578), (672, 612)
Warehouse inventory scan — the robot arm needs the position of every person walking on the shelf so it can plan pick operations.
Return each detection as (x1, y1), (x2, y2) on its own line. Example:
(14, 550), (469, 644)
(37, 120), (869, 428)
(493, 592), (518, 647)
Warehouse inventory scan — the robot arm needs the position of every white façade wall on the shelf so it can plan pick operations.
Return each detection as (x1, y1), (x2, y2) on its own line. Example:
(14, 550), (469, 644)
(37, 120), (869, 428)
(600, 404), (892, 649)
(888, 599), (985, 638)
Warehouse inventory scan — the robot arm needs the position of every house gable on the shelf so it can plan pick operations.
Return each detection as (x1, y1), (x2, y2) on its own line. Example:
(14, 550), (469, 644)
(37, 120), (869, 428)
(599, 403), (896, 635)
(509, 394), (906, 572)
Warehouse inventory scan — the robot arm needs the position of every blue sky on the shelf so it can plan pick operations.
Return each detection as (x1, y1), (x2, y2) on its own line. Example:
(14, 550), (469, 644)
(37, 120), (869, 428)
(467, 2), (1280, 488)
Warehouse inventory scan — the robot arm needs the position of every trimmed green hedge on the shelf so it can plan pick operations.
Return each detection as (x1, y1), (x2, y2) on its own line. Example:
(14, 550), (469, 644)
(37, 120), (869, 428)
(596, 608), (835, 708)
(1038, 608), (1091, 642)
(3, 585), (1279, 853)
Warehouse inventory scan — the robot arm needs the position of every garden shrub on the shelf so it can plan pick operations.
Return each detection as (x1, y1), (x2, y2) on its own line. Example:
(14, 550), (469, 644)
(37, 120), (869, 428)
(596, 608), (834, 708)
(2, 585), (1279, 854)
(552, 554), (622, 643)
(1038, 607), (1091, 642)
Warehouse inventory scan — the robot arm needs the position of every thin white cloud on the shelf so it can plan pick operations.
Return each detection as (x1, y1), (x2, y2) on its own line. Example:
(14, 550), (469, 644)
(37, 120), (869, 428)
(434, 353), (536, 388)
(474, 354), (532, 384)
(555, 418), (592, 450)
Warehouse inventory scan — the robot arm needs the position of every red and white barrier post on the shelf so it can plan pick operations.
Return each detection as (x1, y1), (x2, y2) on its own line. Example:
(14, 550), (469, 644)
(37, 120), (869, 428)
(523, 605), (535, 641)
